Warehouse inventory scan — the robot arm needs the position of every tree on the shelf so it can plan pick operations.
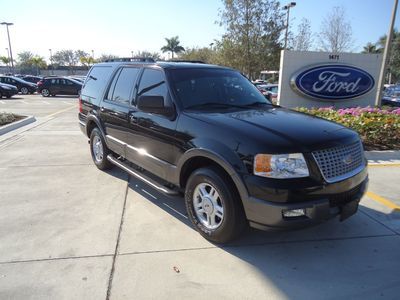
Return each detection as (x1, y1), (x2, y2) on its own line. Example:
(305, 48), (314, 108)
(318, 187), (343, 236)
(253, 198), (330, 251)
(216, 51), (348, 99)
(318, 6), (353, 52)
(218, 0), (285, 79)
(30, 56), (47, 75)
(376, 29), (400, 83)
(0, 56), (10, 66)
(361, 42), (381, 54)
(97, 54), (119, 62)
(179, 47), (218, 64)
(79, 56), (96, 69)
(17, 51), (35, 67)
(161, 36), (185, 59)
(293, 18), (313, 51)
(134, 51), (161, 61)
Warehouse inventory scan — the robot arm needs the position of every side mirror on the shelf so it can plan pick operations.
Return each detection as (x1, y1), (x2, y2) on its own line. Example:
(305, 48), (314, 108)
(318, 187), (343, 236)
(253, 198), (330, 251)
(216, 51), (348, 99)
(137, 95), (174, 116)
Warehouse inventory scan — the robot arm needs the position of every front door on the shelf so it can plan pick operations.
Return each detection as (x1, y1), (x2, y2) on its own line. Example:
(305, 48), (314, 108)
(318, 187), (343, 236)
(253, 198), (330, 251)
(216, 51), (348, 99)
(126, 68), (178, 179)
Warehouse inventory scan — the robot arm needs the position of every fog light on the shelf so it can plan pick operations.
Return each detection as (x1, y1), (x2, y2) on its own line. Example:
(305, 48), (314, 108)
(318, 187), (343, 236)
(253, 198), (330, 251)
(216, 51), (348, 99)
(282, 208), (306, 218)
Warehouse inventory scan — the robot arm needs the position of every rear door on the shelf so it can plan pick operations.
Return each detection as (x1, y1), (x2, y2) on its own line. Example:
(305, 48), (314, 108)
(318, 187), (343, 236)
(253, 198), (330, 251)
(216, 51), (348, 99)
(101, 66), (141, 157)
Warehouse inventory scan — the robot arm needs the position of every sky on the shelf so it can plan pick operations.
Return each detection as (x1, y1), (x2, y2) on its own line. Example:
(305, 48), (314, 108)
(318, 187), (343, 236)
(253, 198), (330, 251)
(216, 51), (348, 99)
(0, 0), (399, 62)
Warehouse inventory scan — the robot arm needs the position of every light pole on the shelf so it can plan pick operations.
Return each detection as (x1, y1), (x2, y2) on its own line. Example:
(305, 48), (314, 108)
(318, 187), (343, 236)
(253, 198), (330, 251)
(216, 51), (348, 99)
(376, 0), (398, 106)
(1, 22), (14, 73)
(5, 47), (11, 73)
(91, 49), (94, 58)
(49, 48), (54, 75)
(131, 50), (134, 58)
(283, 2), (296, 50)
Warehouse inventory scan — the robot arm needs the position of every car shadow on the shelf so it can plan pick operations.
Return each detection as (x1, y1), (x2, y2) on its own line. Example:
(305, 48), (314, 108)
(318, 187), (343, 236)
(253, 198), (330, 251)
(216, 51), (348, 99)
(108, 171), (400, 298)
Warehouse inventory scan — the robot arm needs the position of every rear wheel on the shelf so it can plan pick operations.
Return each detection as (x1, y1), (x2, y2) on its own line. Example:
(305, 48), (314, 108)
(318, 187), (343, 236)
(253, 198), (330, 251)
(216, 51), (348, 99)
(41, 89), (50, 97)
(185, 167), (246, 243)
(90, 127), (113, 170)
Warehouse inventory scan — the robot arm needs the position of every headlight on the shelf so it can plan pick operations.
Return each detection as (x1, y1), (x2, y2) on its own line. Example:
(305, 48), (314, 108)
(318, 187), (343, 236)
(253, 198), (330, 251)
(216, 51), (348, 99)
(254, 153), (309, 179)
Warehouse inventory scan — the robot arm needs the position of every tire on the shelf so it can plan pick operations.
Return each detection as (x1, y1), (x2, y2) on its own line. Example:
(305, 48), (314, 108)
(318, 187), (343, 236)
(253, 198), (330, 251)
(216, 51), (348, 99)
(90, 127), (113, 170)
(185, 167), (246, 243)
(41, 89), (50, 97)
(20, 87), (29, 95)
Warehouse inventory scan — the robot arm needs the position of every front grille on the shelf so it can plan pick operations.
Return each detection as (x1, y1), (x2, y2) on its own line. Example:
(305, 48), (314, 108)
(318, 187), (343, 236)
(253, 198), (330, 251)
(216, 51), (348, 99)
(329, 184), (362, 207)
(312, 142), (364, 183)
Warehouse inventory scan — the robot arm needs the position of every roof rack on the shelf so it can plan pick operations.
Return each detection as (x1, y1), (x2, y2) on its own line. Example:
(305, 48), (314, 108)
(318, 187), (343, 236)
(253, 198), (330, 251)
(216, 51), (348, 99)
(104, 57), (155, 63)
(168, 60), (206, 64)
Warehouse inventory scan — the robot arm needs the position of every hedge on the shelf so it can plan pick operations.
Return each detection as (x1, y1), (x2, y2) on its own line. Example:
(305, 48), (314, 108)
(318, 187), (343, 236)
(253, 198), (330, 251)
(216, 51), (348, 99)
(296, 107), (400, 150)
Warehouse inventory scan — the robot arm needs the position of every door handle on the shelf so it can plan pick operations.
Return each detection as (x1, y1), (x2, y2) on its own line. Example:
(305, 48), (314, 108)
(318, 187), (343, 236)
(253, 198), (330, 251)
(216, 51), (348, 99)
(100, 107), (105, 112)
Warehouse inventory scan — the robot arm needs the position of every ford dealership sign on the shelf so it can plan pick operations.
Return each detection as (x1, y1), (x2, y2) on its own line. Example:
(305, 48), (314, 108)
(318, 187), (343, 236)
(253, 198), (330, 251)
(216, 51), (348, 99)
(291, 64), (375, 100)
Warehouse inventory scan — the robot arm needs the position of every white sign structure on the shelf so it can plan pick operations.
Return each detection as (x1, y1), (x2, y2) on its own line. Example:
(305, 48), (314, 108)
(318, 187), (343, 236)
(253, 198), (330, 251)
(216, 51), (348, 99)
(277, 50), (383, 108)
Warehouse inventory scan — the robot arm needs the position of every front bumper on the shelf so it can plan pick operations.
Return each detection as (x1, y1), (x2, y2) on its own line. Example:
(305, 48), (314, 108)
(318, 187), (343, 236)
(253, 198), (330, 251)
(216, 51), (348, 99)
(242, 167), (368, 230)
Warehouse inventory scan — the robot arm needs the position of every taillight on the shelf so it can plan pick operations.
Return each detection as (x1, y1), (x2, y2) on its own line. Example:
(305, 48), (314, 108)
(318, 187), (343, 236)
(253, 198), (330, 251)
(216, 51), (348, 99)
(78, 97), (83, 113)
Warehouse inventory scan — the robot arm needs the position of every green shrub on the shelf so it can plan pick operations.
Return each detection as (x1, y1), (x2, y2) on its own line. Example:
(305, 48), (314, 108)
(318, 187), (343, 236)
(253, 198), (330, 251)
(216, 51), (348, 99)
(296, 107), (400, 150)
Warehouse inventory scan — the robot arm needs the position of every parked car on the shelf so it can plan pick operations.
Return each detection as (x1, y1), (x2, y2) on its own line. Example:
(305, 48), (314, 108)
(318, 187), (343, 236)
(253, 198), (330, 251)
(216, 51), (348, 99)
(22, 75), (43, 84)
(0, 83), (18, 98)
(263, 84), (278, 103)
(79, 59), (368, 243)
(382, 86), (400, 107)
(37, 77), (83, 97)
(0, 76), (37, 94)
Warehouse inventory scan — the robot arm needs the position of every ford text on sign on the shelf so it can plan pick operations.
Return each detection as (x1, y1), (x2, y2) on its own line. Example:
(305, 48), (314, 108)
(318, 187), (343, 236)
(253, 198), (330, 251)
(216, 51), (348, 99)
(291, 64), (375, 100)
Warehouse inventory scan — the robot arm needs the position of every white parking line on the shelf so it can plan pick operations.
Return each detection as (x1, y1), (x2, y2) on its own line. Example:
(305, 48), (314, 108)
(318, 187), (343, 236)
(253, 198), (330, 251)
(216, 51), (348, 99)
(62, 101), (73, 105)
(19, 100), (28, 104)
(41, 101), (50, 105)
(0, 100), (5, 104)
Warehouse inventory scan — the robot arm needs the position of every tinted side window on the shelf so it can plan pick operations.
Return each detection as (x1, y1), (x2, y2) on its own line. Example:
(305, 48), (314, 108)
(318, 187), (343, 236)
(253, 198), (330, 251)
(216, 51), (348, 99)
(110, 67), (140, 104)
(82, 66), (113, 101)
(137, 69), (167, 99)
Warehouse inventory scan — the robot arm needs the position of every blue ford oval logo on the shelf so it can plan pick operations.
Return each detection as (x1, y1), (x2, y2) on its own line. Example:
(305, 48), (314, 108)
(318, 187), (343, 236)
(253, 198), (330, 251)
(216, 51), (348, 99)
(291, 64), (375, 100)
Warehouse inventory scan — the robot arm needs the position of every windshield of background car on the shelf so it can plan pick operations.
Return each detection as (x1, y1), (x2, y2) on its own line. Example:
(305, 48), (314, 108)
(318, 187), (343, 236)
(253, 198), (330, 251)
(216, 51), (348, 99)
(169, 68), (270, 109)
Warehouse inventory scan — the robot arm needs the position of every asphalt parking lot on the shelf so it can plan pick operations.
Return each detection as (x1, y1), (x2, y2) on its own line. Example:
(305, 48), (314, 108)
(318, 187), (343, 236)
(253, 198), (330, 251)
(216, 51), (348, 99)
(0, 95), (400, 299)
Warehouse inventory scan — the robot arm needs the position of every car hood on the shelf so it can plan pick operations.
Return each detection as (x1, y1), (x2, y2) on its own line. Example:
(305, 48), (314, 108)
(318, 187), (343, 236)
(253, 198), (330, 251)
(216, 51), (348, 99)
(185, 106), (359, 153)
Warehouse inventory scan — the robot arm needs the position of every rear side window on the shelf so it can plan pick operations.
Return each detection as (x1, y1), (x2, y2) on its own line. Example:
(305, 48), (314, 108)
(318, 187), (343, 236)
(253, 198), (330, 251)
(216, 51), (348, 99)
(82, 66), (113, 101)
(107, 67), (140, 105)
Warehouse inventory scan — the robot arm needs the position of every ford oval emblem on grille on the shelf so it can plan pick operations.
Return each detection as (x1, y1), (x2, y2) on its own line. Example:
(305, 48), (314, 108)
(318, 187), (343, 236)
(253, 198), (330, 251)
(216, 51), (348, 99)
(291, 64), (375, 100)
(343, 154), (353, 165)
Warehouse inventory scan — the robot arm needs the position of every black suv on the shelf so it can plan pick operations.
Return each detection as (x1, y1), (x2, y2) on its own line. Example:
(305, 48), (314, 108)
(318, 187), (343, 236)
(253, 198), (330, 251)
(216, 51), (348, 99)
(78, 59), (368, 243)
(0, 76), (37, 94)
(37, 77), (82, 97)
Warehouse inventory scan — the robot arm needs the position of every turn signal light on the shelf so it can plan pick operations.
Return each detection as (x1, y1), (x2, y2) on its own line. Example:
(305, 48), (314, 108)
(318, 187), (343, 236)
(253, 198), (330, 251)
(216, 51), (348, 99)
(254, 154), (272, 173)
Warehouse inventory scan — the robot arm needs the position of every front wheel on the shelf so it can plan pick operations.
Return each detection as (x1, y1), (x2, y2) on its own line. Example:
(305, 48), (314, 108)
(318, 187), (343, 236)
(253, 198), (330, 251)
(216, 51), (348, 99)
(90, 128), (113, 170)
(185, 167), (246, 243)
(41, 89), (50, 97)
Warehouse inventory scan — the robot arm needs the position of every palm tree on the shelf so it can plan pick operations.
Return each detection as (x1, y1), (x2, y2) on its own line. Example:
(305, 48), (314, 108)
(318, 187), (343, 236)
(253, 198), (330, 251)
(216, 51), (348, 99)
(362, 42), (381, 54)
(30, 56), (47, 76)
(0, 56), (11, 66)
(161, 36), (185, 59)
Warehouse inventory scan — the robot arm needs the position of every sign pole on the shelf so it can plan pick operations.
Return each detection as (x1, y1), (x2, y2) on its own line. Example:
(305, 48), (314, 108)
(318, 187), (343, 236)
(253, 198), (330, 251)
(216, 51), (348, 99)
(375, 0), (398, 107)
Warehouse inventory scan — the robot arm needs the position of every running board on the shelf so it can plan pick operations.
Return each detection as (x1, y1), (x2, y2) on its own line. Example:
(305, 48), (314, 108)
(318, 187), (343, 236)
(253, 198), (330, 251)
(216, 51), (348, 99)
(107, 154), (179, 195)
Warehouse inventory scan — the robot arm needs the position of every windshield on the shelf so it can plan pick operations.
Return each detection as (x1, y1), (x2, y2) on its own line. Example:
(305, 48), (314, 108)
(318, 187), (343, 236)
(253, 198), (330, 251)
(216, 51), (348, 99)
(169, 68), (271, 109)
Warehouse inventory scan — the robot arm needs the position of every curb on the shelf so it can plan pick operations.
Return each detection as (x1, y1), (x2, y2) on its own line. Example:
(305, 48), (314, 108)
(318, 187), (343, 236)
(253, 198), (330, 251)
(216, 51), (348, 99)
(365, 150), (400, 165)
(0, 116), (36, 136)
